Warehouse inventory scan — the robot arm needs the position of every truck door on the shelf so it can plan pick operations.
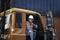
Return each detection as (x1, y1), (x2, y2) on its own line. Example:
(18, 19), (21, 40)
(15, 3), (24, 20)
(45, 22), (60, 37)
(10, 13), (26, 40)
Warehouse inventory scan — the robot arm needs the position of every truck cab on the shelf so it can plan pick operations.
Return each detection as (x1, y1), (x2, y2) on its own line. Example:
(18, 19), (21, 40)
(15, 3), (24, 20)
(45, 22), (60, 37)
(0, 8), (45, 40)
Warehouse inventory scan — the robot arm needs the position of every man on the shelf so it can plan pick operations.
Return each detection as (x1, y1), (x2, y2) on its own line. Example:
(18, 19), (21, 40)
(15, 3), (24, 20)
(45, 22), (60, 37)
(26, 15), (37, 40)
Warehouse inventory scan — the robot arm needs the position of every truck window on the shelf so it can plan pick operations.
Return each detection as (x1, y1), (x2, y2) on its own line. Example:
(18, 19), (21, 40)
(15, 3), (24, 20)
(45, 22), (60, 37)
(15, 13), (22, 28)
(26, 14), (43, 28)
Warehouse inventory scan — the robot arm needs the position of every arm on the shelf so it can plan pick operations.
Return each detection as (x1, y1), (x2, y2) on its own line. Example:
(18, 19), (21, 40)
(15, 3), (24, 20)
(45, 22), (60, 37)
(26, 22), (30, 31)
(33, 24), (38, 32)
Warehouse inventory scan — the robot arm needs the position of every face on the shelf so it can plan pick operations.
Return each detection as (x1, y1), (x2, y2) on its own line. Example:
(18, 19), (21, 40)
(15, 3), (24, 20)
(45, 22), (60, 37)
(29, 18), (33, 22)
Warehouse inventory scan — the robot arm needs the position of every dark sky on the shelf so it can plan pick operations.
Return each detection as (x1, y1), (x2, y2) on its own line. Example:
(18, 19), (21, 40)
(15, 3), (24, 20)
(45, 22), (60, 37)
(12, 0), (60, 17)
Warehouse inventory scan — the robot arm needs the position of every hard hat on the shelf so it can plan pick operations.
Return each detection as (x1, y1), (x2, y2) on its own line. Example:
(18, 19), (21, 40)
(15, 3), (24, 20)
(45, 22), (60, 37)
(28, 15), (34, 19)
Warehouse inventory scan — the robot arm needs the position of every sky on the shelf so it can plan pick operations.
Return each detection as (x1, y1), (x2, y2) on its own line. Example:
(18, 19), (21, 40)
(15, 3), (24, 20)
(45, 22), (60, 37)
(12, 0), (60, 17)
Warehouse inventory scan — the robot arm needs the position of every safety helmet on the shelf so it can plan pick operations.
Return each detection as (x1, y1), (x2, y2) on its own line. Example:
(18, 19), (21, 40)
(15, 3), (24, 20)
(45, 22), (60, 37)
(28, 15), (34, 19)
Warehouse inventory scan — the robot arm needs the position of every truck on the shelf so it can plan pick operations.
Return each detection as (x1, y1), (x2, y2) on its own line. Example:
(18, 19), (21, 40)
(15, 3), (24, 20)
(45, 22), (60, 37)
(0, 8), (45, 40)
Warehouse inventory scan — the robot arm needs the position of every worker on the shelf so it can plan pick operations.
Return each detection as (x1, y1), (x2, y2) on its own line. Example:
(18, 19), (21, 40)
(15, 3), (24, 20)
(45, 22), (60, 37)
(26, 15), (37, 40)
